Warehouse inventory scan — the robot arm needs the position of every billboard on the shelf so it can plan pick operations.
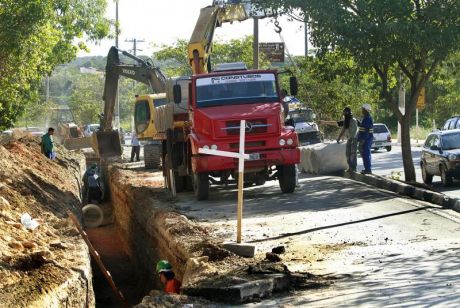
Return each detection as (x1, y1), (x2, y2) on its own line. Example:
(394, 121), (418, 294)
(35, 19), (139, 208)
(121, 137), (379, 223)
(259, 42), (285, 63)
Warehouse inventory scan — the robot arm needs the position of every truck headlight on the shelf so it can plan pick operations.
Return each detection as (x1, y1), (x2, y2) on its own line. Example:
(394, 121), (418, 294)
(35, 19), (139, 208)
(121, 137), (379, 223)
(287, 138), (294, 145)
(211, 144), (218, 150)
(203, 145), (210, 150)
(279, 139), (286, 146)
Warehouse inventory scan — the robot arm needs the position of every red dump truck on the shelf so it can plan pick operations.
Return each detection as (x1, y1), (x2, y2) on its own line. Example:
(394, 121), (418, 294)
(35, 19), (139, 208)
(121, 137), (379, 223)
(167, 64), (300, 200)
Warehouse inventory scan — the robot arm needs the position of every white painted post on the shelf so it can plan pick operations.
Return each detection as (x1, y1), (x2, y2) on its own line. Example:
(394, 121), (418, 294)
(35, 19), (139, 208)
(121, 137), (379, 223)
(198, 120), (249, 244)
(416, 108), (419, 144)
(237, 120), (246, 243)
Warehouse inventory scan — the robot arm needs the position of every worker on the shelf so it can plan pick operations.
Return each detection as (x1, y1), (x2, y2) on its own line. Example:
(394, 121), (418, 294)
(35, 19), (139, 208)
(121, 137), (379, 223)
(319, 107), (358, 172)
(156, 260), (181, 294)
(358, 104), (374, 174)
(41, 127), (56, 160)
(336, 107), (359, 172)
(130, 131), (140, 162)
(83, 163), (103, 204)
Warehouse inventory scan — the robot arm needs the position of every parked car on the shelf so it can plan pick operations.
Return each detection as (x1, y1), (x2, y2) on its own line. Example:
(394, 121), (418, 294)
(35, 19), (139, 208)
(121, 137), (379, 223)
(420, 129), (460, 186)
(442, 116), (460, 130)
(25, 127), (45, 137)
(83, 124), (100, 137)
(371, 123), (392, 152)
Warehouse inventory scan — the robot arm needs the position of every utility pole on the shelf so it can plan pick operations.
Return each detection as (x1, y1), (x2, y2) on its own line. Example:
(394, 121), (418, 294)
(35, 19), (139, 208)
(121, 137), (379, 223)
(125, 38), (145, 56)
(304, 22), (308, 57)
(115, 0), (120, 130)
(253, 18), (259, 69)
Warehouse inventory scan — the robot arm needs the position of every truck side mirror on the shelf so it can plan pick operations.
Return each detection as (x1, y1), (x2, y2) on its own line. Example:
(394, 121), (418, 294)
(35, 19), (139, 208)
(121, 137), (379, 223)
(289, 76), (298, 96)
(173, 84), (181, 105)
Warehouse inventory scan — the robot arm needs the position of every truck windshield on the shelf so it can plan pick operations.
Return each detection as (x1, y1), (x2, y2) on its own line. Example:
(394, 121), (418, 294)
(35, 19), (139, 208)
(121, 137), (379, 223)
(288, 110), (315, 123)
(196, 73), (278, 108)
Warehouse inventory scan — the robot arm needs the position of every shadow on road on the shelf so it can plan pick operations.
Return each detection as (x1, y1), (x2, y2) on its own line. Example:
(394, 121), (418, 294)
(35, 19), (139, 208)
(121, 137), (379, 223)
(292, 247), (460, 306)
(177, 175), (400, 222)
(249, 205), (434, 243)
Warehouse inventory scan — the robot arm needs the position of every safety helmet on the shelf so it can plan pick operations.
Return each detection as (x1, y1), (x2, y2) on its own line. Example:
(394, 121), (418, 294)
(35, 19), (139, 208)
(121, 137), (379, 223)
(156, 260), (172, 273)
(342, 107), (352, 114)
(362, 104), (372, 112)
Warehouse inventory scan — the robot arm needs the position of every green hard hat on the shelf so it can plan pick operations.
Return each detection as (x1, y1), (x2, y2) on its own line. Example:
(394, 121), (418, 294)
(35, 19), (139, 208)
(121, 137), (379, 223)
(156, 260), (172, 273)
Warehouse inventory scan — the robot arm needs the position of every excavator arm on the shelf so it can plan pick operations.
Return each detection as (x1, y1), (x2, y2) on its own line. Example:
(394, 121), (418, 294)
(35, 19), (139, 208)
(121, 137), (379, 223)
(94, 46), (167, 157)
(102, 46), (167, 131)
(188, 3), (249, 74)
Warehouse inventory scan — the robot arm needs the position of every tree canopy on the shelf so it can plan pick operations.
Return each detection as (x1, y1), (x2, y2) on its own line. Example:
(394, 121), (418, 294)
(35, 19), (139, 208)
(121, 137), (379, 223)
(153, 36), (270, 76)
(256, 0), (460, 181)
(0, 0), (110, 130)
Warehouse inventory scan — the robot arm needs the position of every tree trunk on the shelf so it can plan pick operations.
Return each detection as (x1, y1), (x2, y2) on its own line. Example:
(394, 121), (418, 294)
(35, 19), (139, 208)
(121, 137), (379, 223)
(400, 111), (416, 182)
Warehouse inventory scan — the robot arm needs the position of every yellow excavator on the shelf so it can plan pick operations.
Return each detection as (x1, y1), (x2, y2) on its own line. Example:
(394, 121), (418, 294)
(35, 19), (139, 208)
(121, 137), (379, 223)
(93, 46), (167, 168)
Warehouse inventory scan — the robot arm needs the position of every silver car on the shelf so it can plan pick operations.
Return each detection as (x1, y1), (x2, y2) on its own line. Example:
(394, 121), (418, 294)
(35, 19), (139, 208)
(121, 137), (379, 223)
(372, 123), (392, 152)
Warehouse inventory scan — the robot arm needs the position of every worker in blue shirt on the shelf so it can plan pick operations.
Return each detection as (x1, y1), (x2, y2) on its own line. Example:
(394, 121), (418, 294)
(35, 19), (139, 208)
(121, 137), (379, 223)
(358, 104), (374, 174)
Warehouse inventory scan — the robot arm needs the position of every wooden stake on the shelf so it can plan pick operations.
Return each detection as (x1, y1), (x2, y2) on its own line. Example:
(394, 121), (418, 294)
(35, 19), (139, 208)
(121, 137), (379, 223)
(68, 212), (129, 308)
(237, 120), (246, 244)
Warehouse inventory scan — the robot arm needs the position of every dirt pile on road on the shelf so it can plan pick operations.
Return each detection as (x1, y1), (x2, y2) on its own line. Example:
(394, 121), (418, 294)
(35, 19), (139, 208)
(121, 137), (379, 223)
(0, 137), (92, 306)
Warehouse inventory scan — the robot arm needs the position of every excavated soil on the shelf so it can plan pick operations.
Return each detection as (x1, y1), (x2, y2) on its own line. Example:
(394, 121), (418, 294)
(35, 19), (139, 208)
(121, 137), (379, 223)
(0, 136), (91, 307)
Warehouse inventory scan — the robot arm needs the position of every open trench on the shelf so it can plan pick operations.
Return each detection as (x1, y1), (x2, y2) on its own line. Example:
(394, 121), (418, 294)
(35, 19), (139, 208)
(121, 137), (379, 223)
(82, 161), (166, 307)
(82, 154), (333, 307)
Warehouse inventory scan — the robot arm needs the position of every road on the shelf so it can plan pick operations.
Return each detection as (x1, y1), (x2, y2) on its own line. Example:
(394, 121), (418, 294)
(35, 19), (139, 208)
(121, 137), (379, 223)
(368, 145), (460, 200)
(176, 175), (460, 306)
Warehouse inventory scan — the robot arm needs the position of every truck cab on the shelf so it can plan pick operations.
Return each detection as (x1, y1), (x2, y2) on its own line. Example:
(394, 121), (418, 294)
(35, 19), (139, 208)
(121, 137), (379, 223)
(172, 65), (300, 199)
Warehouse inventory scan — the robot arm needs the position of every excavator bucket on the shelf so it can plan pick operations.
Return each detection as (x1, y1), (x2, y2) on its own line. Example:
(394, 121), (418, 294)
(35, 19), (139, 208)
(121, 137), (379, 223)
(62, 136), (93, 150)
(92, 131), (123, 158)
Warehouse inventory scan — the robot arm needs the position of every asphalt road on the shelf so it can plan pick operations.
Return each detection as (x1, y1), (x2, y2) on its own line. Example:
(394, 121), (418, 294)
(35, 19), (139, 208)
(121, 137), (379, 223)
(176, 174), (460, 306)
(368, 145), (460, 200)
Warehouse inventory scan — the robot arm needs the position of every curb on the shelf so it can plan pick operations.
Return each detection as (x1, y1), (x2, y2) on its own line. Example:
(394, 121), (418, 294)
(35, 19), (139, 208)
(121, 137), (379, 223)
(343, 172), (460, 212)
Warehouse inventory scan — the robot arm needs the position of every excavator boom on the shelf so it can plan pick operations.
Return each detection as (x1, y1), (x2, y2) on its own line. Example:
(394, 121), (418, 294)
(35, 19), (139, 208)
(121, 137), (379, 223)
(188, 3), (249, 74)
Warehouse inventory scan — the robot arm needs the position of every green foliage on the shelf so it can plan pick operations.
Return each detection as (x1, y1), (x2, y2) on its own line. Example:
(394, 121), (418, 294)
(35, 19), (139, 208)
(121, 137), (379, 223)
(0, 0), (110, 130)
(280, 52), (380, 120)
(256, 0), (460, 181)
(69, 74), (105, 125)
(153, 36), (270, 76)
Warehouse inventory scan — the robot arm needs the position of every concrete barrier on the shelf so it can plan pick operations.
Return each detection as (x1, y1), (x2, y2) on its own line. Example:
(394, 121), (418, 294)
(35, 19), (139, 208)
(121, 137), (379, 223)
(299, 143), (347, 174)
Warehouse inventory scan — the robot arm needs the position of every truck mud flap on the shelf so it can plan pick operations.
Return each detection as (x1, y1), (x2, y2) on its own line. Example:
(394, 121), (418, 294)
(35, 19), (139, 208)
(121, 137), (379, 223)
(92, 131), (122, 157)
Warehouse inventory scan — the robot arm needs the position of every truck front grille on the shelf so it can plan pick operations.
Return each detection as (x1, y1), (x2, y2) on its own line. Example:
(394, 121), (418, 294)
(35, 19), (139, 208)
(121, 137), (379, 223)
(223, 119), (271, 135)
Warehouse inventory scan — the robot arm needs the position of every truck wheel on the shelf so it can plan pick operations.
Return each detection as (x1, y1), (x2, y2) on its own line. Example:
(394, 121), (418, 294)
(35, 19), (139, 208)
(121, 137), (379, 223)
(278, 165), (296, 193)
(255, 172), (266, 186)
(144, 144), (161, 169)
(386, 146), (392, 152)
(193, 172), (209, 200)
(440, 165), (453, 187)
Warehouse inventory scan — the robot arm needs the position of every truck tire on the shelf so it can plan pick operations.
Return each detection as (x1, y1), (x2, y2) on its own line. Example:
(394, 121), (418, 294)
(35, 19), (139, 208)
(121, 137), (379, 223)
(144, 144), (161, 169)
(193, 172), (209, 200)
(278, 165), (296, 193)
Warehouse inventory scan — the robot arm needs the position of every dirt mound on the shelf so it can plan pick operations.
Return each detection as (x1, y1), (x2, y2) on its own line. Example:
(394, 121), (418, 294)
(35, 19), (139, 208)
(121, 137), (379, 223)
(0, 137), (88, 306)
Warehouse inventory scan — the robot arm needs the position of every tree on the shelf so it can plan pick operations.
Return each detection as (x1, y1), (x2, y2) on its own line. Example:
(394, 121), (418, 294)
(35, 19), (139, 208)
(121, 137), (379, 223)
(256, 0), (460, 181)
(154, 36), (270, 76)
(0, 0), (110, 130)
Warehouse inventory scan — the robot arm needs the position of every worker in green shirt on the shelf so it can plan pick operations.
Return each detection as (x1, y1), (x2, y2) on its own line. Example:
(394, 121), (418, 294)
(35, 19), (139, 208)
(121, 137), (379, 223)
(41, 127), (56, 160)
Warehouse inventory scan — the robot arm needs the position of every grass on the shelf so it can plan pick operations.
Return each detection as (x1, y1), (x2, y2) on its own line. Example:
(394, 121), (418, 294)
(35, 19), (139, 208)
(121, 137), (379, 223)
(391, 126), (433, 142)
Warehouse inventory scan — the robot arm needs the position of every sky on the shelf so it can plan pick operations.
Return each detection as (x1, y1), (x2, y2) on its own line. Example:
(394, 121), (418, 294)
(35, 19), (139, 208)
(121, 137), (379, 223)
(78, 0), (308, 58)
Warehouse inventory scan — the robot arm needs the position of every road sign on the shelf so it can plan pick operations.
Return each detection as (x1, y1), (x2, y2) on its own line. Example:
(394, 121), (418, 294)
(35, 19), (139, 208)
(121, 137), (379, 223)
(417, 87), (426, 109)
(259, 42), (285, 63)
